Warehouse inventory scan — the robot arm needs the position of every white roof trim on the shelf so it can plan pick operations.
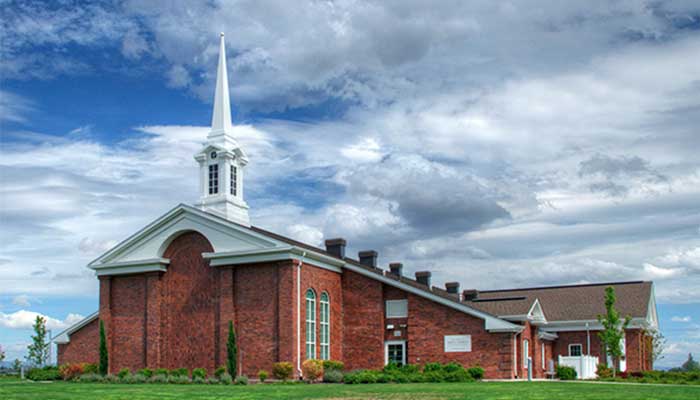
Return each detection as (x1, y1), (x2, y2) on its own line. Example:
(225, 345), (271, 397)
(542, 317), (649, 332)
(538, 331), (558, 341)
(91, 258), (170, 276)
(204, 246), (343, 273)
(52, 311), (99, 344)
(88, 204), (281, 267)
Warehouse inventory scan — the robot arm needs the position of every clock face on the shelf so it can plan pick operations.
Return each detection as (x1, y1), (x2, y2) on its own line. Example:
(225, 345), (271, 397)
(210, 151), (217, 159)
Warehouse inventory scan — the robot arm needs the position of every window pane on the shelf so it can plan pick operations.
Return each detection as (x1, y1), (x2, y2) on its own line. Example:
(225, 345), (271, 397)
(386, 299), (408, 318)
(306, 289), (316, 359)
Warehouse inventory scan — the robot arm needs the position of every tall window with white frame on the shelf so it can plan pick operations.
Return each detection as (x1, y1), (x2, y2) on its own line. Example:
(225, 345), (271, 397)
(320, 292), (330, 360)
(230, 165), (237, 196)
(208, 164), (219, 194)
(305, 289), (316, 359)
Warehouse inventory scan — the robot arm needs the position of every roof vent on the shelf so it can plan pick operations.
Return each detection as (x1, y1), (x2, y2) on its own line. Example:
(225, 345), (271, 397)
(358, 250), (378, 268)
(462, 289), (479, 301)
(324, 238), (346, 259)
(389, 262), (403, 277)
(445, 282), (460, 295)
(415, 271), (431, 287)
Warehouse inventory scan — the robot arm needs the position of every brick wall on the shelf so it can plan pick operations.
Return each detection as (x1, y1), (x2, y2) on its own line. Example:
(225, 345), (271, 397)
(160, 232), (217, 372)
(342, 270), (385, 371)
(406, 292), (514, 379)
(57, 318), (100, 365)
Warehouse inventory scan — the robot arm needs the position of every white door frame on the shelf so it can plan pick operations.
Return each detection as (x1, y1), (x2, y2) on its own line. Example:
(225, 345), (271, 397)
(385, 340), (407, 365)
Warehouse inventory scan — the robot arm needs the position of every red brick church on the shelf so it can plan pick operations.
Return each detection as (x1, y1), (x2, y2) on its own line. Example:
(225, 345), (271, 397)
(54, 34), (657, 379)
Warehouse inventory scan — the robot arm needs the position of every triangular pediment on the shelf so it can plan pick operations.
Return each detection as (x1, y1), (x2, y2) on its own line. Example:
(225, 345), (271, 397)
(89, 204), (284, 270)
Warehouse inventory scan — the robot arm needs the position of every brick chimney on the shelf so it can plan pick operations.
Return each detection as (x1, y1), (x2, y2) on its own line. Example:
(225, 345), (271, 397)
(462, 289), (479, 301)
(324, 238), (346, 259)
(415, 271), (431, 287)
(389, 262), (403, 277)
(358, 250), (378, 268)
(445, 282), (460, 295)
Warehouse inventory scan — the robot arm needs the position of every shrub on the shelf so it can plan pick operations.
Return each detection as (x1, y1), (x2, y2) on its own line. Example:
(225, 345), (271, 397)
(214, 366), (226, 378)
(423, 362), (443, 373)
(124, 374), (147, 384)
(170, 375), (191, 384)
(323, 369), (343, 383)
(556, 366), (577, 380)
(192, 368), (207, 379)
(78, 373), (104, 383)
(27, 366), (61, 381)
(219, 372), (233, 385)
(399, 364), (420, 374)
(83, 363), (99, 374)
(138, 368), (154, 378)
(234, 375), (249, 385)
(343, 369), (382, 384)
(442, 362), (463, 373)
(117, 368), (131, 379)
(99, 320), (108, 376)
(193, 376), (206, 384)
(258, 370), (269, 383)
(322, 360), (344, 372)
(595, 364), (612, 379)
(273, 362), (294, 381)
(423, 370), (446, 382)
(104, 374), (119, 383)
(155, 368), (169, 376)
(170, 368), (189, 377)
(302, 359), (324, 383)
(207, 376), (220, 384)
(467, 366), (485, 380)
(150, 374), (168, 384)
(59, 363), (85, 381)
(444, 369), (472, 382)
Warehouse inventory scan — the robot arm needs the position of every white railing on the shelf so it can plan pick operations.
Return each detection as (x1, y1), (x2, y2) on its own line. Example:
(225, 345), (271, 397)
(558, 355), (599, 379)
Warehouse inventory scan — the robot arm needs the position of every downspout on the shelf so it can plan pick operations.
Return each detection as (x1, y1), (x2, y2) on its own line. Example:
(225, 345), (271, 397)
(513, 331), (520, 379)
(296, 252), (306, 378)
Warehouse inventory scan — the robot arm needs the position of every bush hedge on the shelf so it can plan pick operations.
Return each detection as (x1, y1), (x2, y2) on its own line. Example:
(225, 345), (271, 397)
(598, 370), (700, 385)
(556, 366), (577, 380)
(272, 362), (294, 381)
(27, 366), (61, 381)
(344, 362), (478, 384)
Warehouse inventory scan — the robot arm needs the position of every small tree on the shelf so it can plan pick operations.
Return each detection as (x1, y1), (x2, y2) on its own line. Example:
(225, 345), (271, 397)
(645, 328), (666, 365)
(26, 316), (49, 367)
(13, 359), (22, 373)
(227, 321), (237, 376)
(682, 353), (700, 372)
(99, 320), (108, 375)
(0, 344), (5, 362)
(597, 286), (630, 377)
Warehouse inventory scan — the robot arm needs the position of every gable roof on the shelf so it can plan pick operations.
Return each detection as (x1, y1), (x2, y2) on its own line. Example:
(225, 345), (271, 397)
(470, 281), (654, 325)
(52, 311), (99, 344)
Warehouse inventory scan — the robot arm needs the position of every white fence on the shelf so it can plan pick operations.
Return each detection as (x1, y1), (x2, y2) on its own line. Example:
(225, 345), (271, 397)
(558, 355), (599, 379)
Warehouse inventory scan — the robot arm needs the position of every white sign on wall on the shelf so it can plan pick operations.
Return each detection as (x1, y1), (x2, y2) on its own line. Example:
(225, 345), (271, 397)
(444, 335), (472, 352)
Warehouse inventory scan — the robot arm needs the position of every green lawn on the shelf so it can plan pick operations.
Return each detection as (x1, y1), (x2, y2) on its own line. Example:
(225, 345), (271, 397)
(1, 378), (699, 400)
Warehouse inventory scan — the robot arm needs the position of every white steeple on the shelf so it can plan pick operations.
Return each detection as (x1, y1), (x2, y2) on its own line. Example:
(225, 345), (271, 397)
(194, 33), (250, 226)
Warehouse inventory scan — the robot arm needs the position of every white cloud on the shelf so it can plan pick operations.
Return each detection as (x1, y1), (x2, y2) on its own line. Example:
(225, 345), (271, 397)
(12, 295), (32, 308)
(671, 316), (692, 323)
(0, 310), (84, 331)
(340, 137), (384, 163)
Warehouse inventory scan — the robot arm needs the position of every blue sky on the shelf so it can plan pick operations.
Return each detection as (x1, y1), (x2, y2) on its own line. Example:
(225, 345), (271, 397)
(1, 1), (700, 368)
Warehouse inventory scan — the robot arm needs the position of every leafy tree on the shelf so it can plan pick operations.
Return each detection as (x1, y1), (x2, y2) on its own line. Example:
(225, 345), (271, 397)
(99, 320), (108, 375)
(645, 329), (666, 364)
(26, 316), (49, 366)
(13, 359), (22, 372)
(682, 353), (700, 372)
(597, 286), (630, 377)
(0, 344), (5, 362)
(227, 321), (237, 376)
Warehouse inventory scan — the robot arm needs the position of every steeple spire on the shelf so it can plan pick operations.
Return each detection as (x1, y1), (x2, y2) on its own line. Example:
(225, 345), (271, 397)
(194, 33), (250, 227)
(209, 32), (234, 140)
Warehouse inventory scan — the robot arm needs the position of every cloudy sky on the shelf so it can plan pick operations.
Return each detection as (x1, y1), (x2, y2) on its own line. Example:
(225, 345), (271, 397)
(1, 0), (699, 368)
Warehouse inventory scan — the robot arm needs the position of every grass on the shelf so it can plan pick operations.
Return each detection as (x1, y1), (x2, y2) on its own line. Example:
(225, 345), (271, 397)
(0, 378), (699, 400)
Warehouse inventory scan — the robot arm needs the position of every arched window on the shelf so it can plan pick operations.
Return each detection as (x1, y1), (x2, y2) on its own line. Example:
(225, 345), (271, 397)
(320, 292), (330, 360)
(305, 289), (316, 359)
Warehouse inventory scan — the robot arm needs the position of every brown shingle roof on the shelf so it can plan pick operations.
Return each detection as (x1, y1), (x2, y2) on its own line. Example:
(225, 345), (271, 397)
(470, 281), (652, 321)
(465, 296), (535, 317)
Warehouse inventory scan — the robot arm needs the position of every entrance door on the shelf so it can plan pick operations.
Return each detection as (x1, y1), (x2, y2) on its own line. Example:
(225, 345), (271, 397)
(385, 341), (406, 366)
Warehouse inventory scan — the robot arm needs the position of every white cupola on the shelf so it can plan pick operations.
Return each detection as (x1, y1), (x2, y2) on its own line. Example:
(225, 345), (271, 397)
(194, 33), (250, 226)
